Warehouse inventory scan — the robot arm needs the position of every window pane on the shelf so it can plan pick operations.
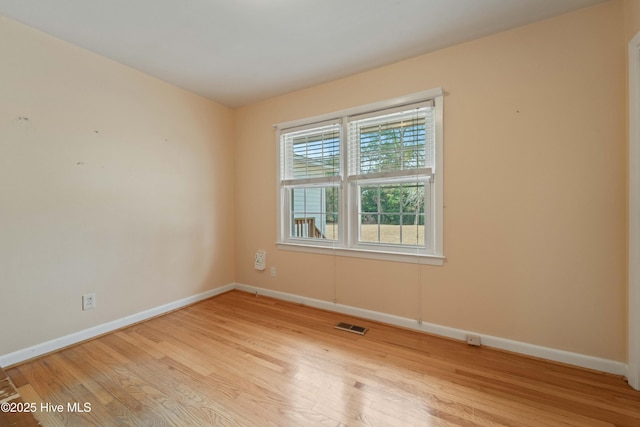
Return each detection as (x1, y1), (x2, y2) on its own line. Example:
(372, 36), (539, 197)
(401, 182), (425, 214)
(400, 215), (425, 245)
(359, 183), (425, 246)
(290, 186), (338, 241)
(360, 186), (379, 213)
(359, 215), (376, 243)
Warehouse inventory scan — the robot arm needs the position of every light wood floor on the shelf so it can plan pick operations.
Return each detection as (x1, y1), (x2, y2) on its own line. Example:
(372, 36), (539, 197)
(5, 290), (640, 426)
(0, 366), (40, 426)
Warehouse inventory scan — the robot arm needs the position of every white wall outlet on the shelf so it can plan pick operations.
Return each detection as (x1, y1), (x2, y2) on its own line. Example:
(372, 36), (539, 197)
(466, 334), (482, 346)
(255, 251), (266, 270)
(270, 266), (276, 277)
(82, 293), (96, 310)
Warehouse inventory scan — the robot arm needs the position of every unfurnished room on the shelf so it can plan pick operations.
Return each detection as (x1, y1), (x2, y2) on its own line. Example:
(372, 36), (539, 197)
(1, 0), (640, 426)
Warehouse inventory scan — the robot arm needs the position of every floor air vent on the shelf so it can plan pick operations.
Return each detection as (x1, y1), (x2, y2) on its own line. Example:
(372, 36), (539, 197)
(335, 322), (368, 335)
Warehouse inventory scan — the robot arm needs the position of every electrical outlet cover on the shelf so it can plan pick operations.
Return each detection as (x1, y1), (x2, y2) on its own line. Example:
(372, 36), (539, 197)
(255, 251), (266, 270)
(466, 334), (481, 346)
(82, 293), (96, 310)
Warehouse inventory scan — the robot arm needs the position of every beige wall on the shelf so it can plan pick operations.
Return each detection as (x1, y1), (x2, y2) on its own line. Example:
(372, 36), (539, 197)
(234, 1), (628, 361)
(0, 17), (235, 356)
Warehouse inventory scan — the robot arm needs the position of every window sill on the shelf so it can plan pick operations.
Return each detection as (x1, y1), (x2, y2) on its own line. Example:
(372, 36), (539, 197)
(276, 242), (445, 265)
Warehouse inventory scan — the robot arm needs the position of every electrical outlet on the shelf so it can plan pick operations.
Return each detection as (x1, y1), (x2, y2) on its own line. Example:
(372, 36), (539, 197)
(82, 293), (96, 310)
(270, 267), (276, 277)
(466, 334), (481, 346)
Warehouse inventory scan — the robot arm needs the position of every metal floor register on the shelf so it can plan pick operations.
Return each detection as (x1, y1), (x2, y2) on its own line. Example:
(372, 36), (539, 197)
(334, 322), (368, 335)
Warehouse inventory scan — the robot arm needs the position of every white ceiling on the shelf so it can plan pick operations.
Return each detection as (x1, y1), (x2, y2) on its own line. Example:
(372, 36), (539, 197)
(0, 0), (606, 108)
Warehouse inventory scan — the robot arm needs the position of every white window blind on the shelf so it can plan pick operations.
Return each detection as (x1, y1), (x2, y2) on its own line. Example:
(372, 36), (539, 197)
(348, 102), (434, 182)
(280, 122), (341, 186)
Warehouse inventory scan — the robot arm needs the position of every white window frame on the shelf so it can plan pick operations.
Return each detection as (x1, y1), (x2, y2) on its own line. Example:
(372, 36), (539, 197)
(275, 88), (444, 265)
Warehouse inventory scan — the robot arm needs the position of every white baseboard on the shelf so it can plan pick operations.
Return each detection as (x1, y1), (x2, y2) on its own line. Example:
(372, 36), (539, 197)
(233, 283), (628, 377)
(0, 284), (235, 368)
(1, 281), (628, 379)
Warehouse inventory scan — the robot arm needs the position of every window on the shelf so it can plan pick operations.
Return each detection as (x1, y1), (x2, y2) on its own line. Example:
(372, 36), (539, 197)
(276, 88), (444, 264)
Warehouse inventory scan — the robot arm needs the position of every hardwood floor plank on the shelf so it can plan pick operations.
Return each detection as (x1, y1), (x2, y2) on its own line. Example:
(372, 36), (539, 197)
(17, 384), (63, 427)
(0, 367), (41, 427)
(63, 343), (166, 426)
(113, 331), (165, 360)
(4, 290), (640, 426)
